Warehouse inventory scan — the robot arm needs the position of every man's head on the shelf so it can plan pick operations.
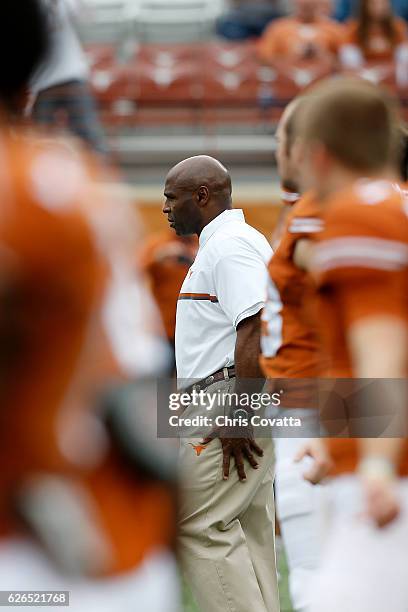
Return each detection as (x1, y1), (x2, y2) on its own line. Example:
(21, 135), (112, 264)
(295, 77), (398, 199)
(276, 97), (308, 194)
(0, 0), (49, 115)
(163, 156), (232, 236)
(293, 0), (321, 22)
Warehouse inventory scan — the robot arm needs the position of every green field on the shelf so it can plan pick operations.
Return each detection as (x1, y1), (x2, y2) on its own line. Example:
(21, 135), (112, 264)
(183, 537), (294, 612)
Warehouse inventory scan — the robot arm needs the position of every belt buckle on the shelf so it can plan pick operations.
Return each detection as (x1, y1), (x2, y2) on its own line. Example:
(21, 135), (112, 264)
(223, 367), (230, 381)
(205, 375), (214, 386)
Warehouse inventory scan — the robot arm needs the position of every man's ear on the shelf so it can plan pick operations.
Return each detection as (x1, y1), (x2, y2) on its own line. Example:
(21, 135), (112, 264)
(311, 143), (332, 178)
(291, 137), (304, 169)
(197, 186), (210, 207)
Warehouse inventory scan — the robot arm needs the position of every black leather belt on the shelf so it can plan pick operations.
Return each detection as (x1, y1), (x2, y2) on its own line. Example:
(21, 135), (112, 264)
(185, 366), (236, 395)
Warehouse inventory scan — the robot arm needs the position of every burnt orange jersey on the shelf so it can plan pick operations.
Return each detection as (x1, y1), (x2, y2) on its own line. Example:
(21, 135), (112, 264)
(270, 187), (301, 250)
(258, 16), (343, 65)
(261, 192), (324, 406)
(0, 132), (175, 576)
(140, 232), (198, 341)
(314, 179), (408, 476)
(0, 131), (105, 525)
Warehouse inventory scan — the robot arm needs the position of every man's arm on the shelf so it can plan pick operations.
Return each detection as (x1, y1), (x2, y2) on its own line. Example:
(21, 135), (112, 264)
(203, 312), (263, 482)
(358, 438), (404, 528)
(202, 312), (265, 482)
(349, 316), (408, 527)
(220, 312), (265, 482)
(293, 238), (314, 272)
(348, 315), (408, 379)
(235, 311), (264, 379)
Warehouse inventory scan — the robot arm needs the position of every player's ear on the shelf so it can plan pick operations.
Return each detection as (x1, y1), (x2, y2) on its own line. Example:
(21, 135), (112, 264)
(312, 143), (331, 176)
(197, 186), (210, 207)
(291, 137), (304, 168)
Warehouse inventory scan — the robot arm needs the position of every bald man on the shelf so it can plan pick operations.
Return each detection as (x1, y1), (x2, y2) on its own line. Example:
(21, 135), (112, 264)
(163, 156), (279, 612)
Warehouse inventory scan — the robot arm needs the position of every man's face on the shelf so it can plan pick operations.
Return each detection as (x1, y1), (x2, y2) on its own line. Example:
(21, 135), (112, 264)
(163, 176), (201, 236)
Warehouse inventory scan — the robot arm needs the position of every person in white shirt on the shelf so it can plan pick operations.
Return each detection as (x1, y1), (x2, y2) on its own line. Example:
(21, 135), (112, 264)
(163, 155), (279, 612)
(30, 0), (106, 155)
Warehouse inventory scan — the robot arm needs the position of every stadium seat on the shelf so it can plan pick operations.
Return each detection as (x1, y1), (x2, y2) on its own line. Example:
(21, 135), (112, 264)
(203, 67), (261, 106)
(90, 65), (140, 126)
(84, 43), (116, 69)
(132, 0), (227, 42)
(203, 41), (258, 72)
(83, 0), (131, 24)
(135, 62), (202, 105)
(134, 43), (202, 67)
(132, 0), (226, 24)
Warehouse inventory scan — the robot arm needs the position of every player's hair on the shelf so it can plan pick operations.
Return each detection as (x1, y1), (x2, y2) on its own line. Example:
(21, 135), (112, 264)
(284, 96), (308, 156)
(397, 123), (408, 182)
(0, 0), (49, 112)
(357, 0), (398, 54)
(297, 77), (398, 172)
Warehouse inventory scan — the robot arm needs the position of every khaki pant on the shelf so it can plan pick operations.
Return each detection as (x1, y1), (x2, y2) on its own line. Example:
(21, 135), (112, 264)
(178, 379), (279, 612)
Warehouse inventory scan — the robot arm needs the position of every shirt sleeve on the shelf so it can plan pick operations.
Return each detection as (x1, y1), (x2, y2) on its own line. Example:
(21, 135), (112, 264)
(286, 194), (324, 258)
(395, 18), (408, 45)
(258, 22), (281, 61)
(287, 213), (324, 241)
(213, 237), (269, 329)
(314, 201), (408, 328)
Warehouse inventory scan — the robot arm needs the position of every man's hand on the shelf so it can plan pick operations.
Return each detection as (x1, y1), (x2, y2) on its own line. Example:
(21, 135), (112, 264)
(202, 311), (265, 482)
(294, 439), (332, 485)
(201, 430), (263, 482)
(361, 477), (401, 528)
(359, 456), (401, 528)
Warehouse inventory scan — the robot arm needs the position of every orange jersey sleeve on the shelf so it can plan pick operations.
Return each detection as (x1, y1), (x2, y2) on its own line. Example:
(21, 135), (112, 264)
(314, 181), (408, 378)
(257, 19), (286, 61)
(395, 18), (408, 45)
(315, 182), (408, 331)
(285, 191), (324, 246)
(261, 192), (324, 391)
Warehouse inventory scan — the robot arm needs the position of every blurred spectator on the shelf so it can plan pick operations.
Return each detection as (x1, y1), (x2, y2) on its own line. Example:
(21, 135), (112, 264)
(216, 0), (282, 41)
(258, 0), (344, 69)
(30, 0), (107, 156)
(340, 0), (408, 67)
(140, 232), (198, 371)
(335, 0), (408, 22)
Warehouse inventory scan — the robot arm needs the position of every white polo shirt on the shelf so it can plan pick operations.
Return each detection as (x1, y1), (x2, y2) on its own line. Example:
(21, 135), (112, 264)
(175, 209), (272, 384)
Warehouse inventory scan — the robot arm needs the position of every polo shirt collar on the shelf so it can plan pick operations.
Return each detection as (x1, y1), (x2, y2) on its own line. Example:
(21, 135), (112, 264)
(199, 209), (245, 248)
